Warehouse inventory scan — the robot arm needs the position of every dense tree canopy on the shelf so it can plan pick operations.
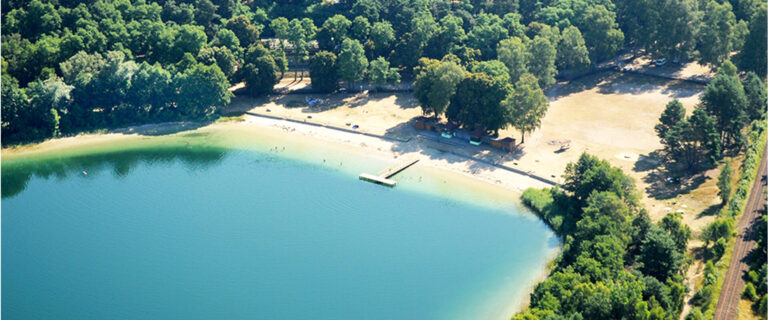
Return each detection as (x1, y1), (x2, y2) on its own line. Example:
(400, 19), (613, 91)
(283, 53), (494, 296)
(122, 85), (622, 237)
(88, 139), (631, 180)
(413, 58), (466, 117)
(3, 0), (763, 146)
(309, 50), (338, 93)
(446, 73), (512, 133)
(518, 153), (688, 319)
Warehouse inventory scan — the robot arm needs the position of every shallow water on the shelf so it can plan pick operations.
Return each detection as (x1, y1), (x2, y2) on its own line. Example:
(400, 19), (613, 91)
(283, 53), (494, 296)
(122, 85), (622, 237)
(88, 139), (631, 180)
(2, 143), (556, 319)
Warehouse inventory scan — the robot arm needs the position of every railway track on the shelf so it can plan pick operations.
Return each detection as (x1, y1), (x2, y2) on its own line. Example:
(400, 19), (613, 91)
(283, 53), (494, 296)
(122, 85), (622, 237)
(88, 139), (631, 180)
(713, 146), (767, 320)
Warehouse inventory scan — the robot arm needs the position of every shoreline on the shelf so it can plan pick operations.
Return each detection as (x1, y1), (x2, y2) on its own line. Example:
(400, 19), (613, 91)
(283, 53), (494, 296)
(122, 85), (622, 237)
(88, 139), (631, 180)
(2, 114), (558, 318)
(2, 115), (554, 202)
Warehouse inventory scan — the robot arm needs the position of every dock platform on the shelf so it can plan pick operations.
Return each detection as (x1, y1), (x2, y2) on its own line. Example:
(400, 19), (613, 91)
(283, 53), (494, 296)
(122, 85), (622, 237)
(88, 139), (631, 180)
(359, 157), (419, 187)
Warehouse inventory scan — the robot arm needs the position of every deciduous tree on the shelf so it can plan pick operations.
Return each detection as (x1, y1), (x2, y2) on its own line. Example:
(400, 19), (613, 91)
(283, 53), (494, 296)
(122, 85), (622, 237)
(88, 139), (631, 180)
(309, 51), (338, 93)
(507, 73), (549, 143)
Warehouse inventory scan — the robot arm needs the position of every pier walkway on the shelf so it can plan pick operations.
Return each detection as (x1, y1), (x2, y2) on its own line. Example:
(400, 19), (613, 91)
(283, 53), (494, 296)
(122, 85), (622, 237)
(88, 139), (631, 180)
(359, 157), (420, 187)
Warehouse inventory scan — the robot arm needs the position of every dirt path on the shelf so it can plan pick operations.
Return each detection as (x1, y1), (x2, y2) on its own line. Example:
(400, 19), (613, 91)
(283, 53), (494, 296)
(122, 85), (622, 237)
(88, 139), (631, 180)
(713, 146), (767, 320)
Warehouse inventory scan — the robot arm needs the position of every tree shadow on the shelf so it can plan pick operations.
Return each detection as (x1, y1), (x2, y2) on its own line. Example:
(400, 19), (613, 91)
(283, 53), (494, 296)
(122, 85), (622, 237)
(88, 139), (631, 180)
(112, 122), (207, 136)
(643, 166), (710, 200)
(697, 204), (722, 218)
(632, 152), (662, 172)
(385, 117), (530, 174)
(545, 72), (609, 100)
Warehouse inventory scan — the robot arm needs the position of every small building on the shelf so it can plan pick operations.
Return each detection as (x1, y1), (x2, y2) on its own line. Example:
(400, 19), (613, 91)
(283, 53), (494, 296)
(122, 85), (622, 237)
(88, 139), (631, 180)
(488, 137), (517, 152)
(413, 116), (437, 131)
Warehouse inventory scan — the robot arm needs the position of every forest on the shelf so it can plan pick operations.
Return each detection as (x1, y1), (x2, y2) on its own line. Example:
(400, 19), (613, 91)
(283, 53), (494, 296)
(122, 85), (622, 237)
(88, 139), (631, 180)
(2, 0), (765, 146)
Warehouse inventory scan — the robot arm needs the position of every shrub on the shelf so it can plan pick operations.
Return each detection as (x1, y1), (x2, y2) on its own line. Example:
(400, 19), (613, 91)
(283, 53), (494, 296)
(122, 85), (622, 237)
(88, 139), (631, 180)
(692, 285), (713, 307)
(685, 308), (703, 320)
(743, 283), (758, 301)
(713, 238), (727, 260)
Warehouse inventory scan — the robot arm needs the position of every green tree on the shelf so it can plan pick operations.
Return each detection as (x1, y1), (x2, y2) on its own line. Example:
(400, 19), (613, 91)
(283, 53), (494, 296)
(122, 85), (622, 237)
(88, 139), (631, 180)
(563, 153), (637, 205)
(655, 100), (686, 146)
(370, 21), (395, 57)
(742, 72), (767, 121)
(717, 60), (738, 77)
(507, 73), (549, 143)
(162, 0), (194, 25)
(713, 237), (727, 259)
(350, 0), (380, 22)
(349, 16), (371, 42)
(26, 76), (71, 139)
(527, 36), (557, 88)
(717, 159), (733, 204)
(701, 74), (748, 148)
(737, 6), (766, 77)
(287, 18), (317, 80)
(701, 217), (733, 246)
(212, 29), (242, 56)
(173, 63), (232, 118)
(59, 51), (106, 84)
(1, 74), (31, 145)
(241, 43), (278, 95)
(226, 15), (261, 49)
(367, 57), (400, 85)
(466, 13), (508, 59)
(699, 0), (737, 65)
(497, 37), (528, 84)
(127, 62), (172, 118)
(194, 0), (218, 30)
(640, 227), (684, 281)
(581, 5), (624, 62)
(197, 46), (237, 81)
(446, 73), (512, 133)
(557, 26), (591, 71)
(171, 24), (207, 63)
(743, 283), (757, 301)
(660, 212), (691, 252)
(424, 15), (466, 59)
(337, 38), (368, 86)
(317, 14), (351, 52)
(309, 51), (338, 93)
(413, 59), (466, 117)
(663, 108), (722, 171)
(270, 17), (290, 50)
(472, 60), (510, 82)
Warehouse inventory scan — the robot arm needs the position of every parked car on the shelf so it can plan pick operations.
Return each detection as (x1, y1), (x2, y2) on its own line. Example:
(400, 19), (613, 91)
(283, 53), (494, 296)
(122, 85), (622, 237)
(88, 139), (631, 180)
(655, 58), (667, 66)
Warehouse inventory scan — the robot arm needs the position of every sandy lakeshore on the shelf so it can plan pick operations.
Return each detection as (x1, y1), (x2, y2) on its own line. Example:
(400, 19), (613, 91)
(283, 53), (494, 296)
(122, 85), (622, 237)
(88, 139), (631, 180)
(2, 114), (552, 204)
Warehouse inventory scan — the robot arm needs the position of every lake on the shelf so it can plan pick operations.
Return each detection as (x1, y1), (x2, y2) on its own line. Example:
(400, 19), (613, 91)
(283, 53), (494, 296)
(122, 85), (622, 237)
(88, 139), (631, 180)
(2, 142), (556, 319)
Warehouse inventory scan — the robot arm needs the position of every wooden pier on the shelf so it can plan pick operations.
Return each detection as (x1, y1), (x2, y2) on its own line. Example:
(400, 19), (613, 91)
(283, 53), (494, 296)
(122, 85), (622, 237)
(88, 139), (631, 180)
(359, 157), (420, 187)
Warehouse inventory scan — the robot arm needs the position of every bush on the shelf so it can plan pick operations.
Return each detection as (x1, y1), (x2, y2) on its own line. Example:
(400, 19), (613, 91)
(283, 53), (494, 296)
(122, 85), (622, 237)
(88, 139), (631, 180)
(713, 238), (727, 260)
(692, 285), (714, 307)
(743, 283), (757, 301)
(685, 308), (703, 320)
(760, 295), (767, 315)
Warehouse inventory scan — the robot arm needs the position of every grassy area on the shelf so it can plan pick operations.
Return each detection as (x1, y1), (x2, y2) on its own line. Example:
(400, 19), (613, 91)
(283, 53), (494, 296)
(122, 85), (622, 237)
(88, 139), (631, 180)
(215, 115), (246, 123)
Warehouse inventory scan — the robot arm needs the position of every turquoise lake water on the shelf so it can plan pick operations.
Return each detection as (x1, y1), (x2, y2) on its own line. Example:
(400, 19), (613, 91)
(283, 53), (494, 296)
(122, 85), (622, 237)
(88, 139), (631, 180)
(2, 145), (556, 319)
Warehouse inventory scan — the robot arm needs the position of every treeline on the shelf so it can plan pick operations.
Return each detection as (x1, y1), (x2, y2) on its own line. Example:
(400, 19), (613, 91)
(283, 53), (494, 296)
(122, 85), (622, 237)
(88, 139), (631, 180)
(1, 51), (232, 145)
(519, 153), (690, 319)
(1, 0), (765, 145)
